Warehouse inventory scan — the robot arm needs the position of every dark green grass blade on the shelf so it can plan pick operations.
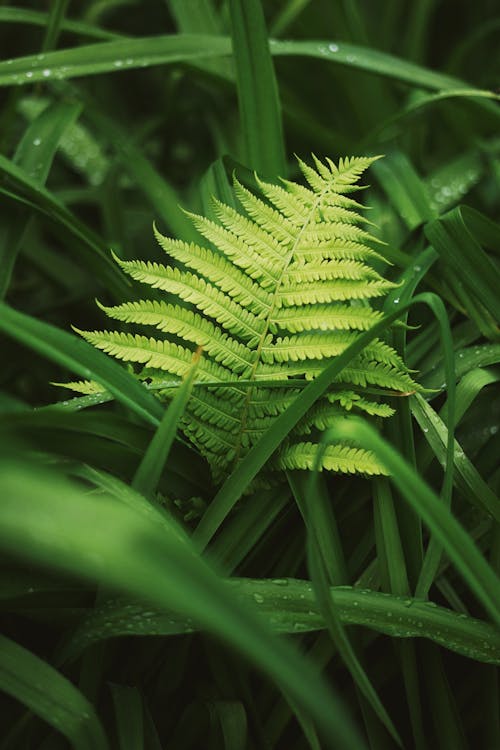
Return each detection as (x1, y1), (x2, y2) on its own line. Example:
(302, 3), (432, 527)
(0, 303), (163, 426)
(0, 98), (82, 299)
(110, 684), (144, 750)
(132, 348), (201, 497)
(0, 35), (496, 116)
(412, 392), (500, 522)
(0, 462), (366, 750)
(0, 634), (109, 750)
(323, 418), (500, 625)
(0, 154), (129, 298)
(271, 39), (500, 101)
(229, 0), (286, 175)
(301, 471), (402, 745)
(61, 580), (500, 666)
(0, 7), (120, 40)
(41, 0), (69, 52)
(373, 151), (435, 229)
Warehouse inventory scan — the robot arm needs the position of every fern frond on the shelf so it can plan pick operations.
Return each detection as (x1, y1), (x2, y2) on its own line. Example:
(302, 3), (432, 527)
(280, 441), (388, 475)
(79, 155), (419, 484)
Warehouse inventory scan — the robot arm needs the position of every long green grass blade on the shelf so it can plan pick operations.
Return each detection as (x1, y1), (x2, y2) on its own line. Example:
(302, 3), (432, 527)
(110, 685), (144, 750)
(61, 579), (500, 666)
(229, 0), (286, 175)
(323, 419), (500, 625)
(132, 348), (201, 497)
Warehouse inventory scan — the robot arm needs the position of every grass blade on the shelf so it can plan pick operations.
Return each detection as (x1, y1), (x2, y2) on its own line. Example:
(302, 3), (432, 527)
(61, 579), (500, 667)
(323, 418), (500, 625)
(0, 462), (366, 750)
(132, 347), (201, 497)
(229, 0), (286, 175)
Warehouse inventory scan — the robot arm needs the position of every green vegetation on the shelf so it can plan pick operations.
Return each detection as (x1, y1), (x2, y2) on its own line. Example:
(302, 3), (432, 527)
(0, 2), (499, 748)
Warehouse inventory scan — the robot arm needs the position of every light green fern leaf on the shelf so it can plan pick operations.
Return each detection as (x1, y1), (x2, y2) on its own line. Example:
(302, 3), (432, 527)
(76, 155), (419, 482)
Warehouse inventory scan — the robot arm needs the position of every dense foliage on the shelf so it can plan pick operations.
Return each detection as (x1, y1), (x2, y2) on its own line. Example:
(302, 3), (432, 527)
(0, 2), (499, 749)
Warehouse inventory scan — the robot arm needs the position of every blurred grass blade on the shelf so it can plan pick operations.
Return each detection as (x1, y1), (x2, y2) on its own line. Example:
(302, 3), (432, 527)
(229, 0), (286, 175)
(372, 151), (435, 229)
(0, 634), (109, 750)
(0, 7), (120, 40)
(0, 303), (163, 427)
(132, 347), (201, 497)
(0, 463), (366, 750)
(41, 0), (69, 51)
(110, 684), (144, 750)
(78, 100), (197, 241)
(14, 98), (82, 184)
(323, 418), (500, 625)
(0, 153), (129, 297)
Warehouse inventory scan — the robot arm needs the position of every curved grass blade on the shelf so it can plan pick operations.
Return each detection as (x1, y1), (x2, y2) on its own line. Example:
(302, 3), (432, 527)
(0, 462), (366, 750)
(61, 580), (500, 667)
(412, 392), (500, 523)
(0, 634), (109, 750)
(322, 418), (500, 625)
(0, 34), (496, 119)
(425, 207), (500, 334)
(0, 303), (163, 427)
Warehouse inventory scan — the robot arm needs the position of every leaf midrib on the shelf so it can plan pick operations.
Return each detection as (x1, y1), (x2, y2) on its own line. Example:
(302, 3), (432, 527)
(231, 183), (331, 467)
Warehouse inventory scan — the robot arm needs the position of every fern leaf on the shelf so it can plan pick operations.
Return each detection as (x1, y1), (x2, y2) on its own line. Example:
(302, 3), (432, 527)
(280, 441), (388, 475)
(78, 155), (419, 484)
(270, 304), (383, 333)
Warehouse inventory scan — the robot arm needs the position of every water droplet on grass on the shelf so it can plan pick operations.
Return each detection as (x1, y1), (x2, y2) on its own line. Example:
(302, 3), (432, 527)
(329, 43), (339, 52)
(42, 68), (51, 77)
(33, 138), (41, 146)
(253, 593), (264, 604)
